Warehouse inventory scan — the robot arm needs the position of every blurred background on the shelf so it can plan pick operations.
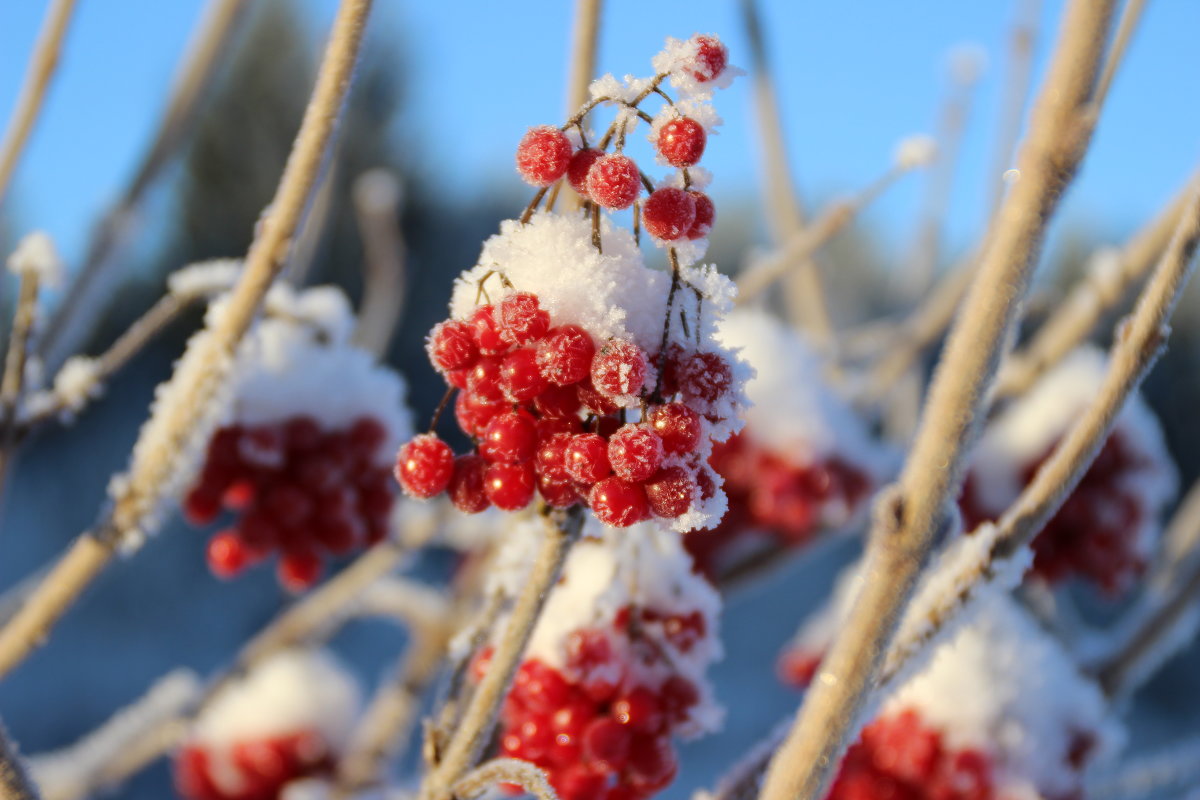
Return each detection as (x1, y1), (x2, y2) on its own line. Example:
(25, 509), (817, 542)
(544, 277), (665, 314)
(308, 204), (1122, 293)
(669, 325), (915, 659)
(1, 0), (1199, 798)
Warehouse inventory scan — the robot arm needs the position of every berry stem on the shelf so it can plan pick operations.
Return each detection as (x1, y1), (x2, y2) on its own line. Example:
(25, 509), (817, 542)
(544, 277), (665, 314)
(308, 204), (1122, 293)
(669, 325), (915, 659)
(428, 386), (457, 434)
(651, 248), (684, 402)
(420, 506), (585, 800)
(591, 202), (602, 252)
(520, 185), (551, 225)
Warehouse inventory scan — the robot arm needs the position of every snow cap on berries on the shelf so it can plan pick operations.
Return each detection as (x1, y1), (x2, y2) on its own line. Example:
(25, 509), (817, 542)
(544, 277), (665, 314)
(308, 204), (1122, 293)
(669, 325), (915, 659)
(652, 34), (740, 98)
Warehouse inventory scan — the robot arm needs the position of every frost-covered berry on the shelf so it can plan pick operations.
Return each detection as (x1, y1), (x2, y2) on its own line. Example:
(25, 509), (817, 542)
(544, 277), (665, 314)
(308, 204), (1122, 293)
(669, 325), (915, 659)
(607, 425), (664, 482)
(642, 188), (698, 242)
(591, 339), (648, 399)
(500, 347), (550, 402)
(565, 433), (612, 484)
(470, 305), (509, 356)
(586, 154), (642, 210)
(516, 125), (573, 187)
(644, 467), (696, 518)
(485, 462), (536, 511)
(685, 191), (715, 240)
(678, 351), (732, 405)
(645, 404), (702, 455)
(567, 148), (604, 196)
(449, 454), (490, 514)
(537, 325), (596, 386)
(455, 390), (503, 437)
(427, 319), (478, 372)
(466, 357), (504, 401)
(691, 35), (728, 82)
(480, 410), (538, 464)
(534, 383), (583, 419)
(395, 433), (454, 498)
(497, 291), (551, 345)
(656, 117), (706, 167)
(590, 478), (650, 527)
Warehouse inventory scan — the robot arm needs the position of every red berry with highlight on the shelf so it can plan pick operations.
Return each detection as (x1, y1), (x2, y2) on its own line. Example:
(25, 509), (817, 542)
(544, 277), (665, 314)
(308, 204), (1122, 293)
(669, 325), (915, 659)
(207, 531), (252, 579)
(644, 466), (696, 518)
(501, 347), (550, 402)
(642, 188), (697, 242)
(590, 478), (650, 527)
(484, 462), (536, 511)
(537, 325), (595, 385)
(567, 148), (604, 196)
(449, 455), (490, 514)
(565, 433), (612, 484)
(587, 154), (641, 210)
(470, 306), (509, 356)
(686, 191), (715, 240)
(480, 410), (538, 464)
(591, 340), (648, 398)
(607, 425), (664, 482)
(646, 404), (702, 454)
(657, 117), (706, 167)
(516, 125), (572, 187)
(428, 320), (478, 372)
(394, 434), (454, 498)
(277, 551), (323, 593)
(497, 292), (550, 345)
(691, 35), (728, 82)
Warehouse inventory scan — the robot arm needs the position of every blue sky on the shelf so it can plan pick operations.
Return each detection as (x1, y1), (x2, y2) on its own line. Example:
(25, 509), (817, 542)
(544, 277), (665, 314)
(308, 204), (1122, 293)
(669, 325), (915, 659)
(1, 0), (1198, 270)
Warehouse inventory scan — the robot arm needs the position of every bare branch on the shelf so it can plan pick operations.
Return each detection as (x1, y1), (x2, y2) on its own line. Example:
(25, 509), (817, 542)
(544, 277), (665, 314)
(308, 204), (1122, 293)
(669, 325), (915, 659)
(0, 273), (43, 493)
(560, 0), (602, 213)
(0, 0), (375, 681)
(351, 170), (407, 356)
(453, 758), (558, 800)
(986, 0), (1041, 218)
(756, 3), (1116, 798)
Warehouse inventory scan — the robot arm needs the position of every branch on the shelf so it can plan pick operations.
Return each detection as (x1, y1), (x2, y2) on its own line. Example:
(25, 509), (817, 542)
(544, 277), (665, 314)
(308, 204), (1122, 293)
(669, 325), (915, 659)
(351, 170), (407, 356)
(0, 272), (43, 495)
(560, 0), (602, 213)
(453, 758), (558, 800)
(0, 0), (374, 681)
(985, 0), (1040, 218)
(0, 0), (78, 205)
(755, 3), (1116, 798)
(419, 508), (584, 800)
(0, 719), (39, 800)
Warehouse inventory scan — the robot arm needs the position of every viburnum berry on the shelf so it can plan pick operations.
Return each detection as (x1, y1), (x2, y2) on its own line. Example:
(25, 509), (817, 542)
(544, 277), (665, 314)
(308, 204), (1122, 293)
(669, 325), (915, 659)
(591, 339), (648, 398)
(644, 466), (696, 518)
(565, 433), (612, 484)
(480, 410), (538, 464)
(586, 154), (642, 210)
(427, 319), (478, 372)
(679, 351), (732, 405)
(645, 404), (701, 455)
(455, 390), (504, 438)
(534, 382), (583, 419)
(691, 35), (728, 82)
(449, 455), (490, 514)
(656, 117), (706, 167)
(500, 347), (550, 402)
(567, 148), (604, 196)
(207, 530), (254, 579)
(536, 325), (595, 385)
(642, 188), (697, 242)
(484, 462), (536, 511)
(395, 433), (454, 498)
(278, 551), (323, 593)
(607, 425), (664, 482)
(470, 305), (509, 356)
(590, 477), (650, 527)
(516, 125), (573, 187)
(497, 291), (551, 344)
(686, 191), (715, 239)
(466, 357), (504, 401)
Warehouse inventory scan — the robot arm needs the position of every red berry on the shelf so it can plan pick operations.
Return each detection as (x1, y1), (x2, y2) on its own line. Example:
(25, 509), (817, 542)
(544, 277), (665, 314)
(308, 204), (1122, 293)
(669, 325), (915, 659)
(567, 148), (604, 196)
(207, 530), (252, 578)
(480, 411), (538, 464)
(449, 455), (491, 514)
(516, 125), (572, 187)
(679, 352), (733, 405)
(642, 188), (697, 242)
(583, 717), (632, 771)
(484, 462), (536, 511)
(455, 390), (504, 438)
(349, 416), (388, 453)
(537, 472), (580, 508)
(657, 117), (706, 167)
(497, 292), (550, 345)
(590, 478), (650, 527)
(556, 764), (607, 800)
(537, 325), (595, 386)
(537, 433), (573, 480)
(500, 347), (550, 402)
(645, 404), (702, 454)
(428, 320), (478, 372)
(777, 649), (822, 688)
(577, 379), (620, 416)
(691, 35), (728, 82)
(591, 340), (648, 398)
(185, 486), (222, 526)
(607, 425), (664, 482)
(534, 383), (584, 419)
(686, 191), (715, 240)
(278, 551), (323, 593)
(565, 434), (612, 484)
(586, 154), (641, 210)
(394, 433), (454, 498)
(626, 733), (676, 789)
(470, 306), (509, 356)
(466, 357), (504, 401)
(612, 687), (665, 733)
(644, 466), (696, 518)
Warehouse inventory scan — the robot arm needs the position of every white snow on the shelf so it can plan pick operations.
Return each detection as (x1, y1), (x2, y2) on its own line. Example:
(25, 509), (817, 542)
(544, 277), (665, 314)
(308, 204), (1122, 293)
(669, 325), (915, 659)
(7, 231), (63, 287)
(167, 260), (242, 298)
(894, 135), (938, 170)
(651, 35), (741, 99)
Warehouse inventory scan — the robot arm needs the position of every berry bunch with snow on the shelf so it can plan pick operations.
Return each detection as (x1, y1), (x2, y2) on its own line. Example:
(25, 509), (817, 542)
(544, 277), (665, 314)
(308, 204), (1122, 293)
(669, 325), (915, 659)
(469, 520), (722, 800)
(182, 283), (412, 592)
(959, 347), (1177, 593)
(394, 35), (748, 531)
(687, 310), (890, 576)
(174, 649), (362, 800)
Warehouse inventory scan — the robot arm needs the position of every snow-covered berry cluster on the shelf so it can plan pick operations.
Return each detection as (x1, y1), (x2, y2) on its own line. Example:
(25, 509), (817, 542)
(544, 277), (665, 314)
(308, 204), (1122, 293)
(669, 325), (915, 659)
(174, 649), (361, 800)
(959, 348), (1176, 593)
(687, 311), (890, 575)
(395, 36), (747, 532)
(470, 521), (722, 800)
(780, 563), (1120, 800)
(182, 283), (411, 592)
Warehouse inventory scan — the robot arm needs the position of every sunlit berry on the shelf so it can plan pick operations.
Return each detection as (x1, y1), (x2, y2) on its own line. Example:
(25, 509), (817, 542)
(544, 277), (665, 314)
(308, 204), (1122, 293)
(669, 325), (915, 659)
(516, 125), (573, 187)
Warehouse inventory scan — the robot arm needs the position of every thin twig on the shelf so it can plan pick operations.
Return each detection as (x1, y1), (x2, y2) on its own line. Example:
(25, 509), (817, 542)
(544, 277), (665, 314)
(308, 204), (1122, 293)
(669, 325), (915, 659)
(0, 719), (39, 800)
(351, 169), (407, 357)
(756, 4), (1115, 799)
(37, 0), (252, 370)
(0, 0), (78, 205)
(1094, 0), (1147, 110)
(995, 171), (1192, 400)
(0, 0), (375, 682)
(453, 758), (558, 800)
(561, 0), (602, 213)
(740, 0), (834, 342)
(0, 273), (42, 493)
(420, 508), (584, 800)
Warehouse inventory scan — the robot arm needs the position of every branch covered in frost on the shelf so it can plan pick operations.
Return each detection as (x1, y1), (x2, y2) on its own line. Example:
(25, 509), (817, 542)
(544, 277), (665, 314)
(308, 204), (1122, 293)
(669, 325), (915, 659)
(27, 670), (201, 800)
(419, 508), (584, 800)
(453, 758), (558, 800)
(351, 170), (407, 356)
(1086, 734), (1200, 800)
(0, 0), (77, 204)
(0, 0), (374, 681)
(756, 3), (1116, 798)
(0, 718), (39, 800)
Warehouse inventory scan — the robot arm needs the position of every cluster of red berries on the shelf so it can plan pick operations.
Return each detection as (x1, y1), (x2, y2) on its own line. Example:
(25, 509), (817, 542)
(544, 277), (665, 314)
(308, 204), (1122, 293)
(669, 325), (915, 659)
(395, 291), (734, 528)
(513, 35), (729, 243)
(473, 605), (706, 800)
(184, 416), (394, 592)
(684, 432), (871, 576)
(960, 430), (1149, 593)
(827, 710), (995, 800)
(174, 730), (333, 800)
